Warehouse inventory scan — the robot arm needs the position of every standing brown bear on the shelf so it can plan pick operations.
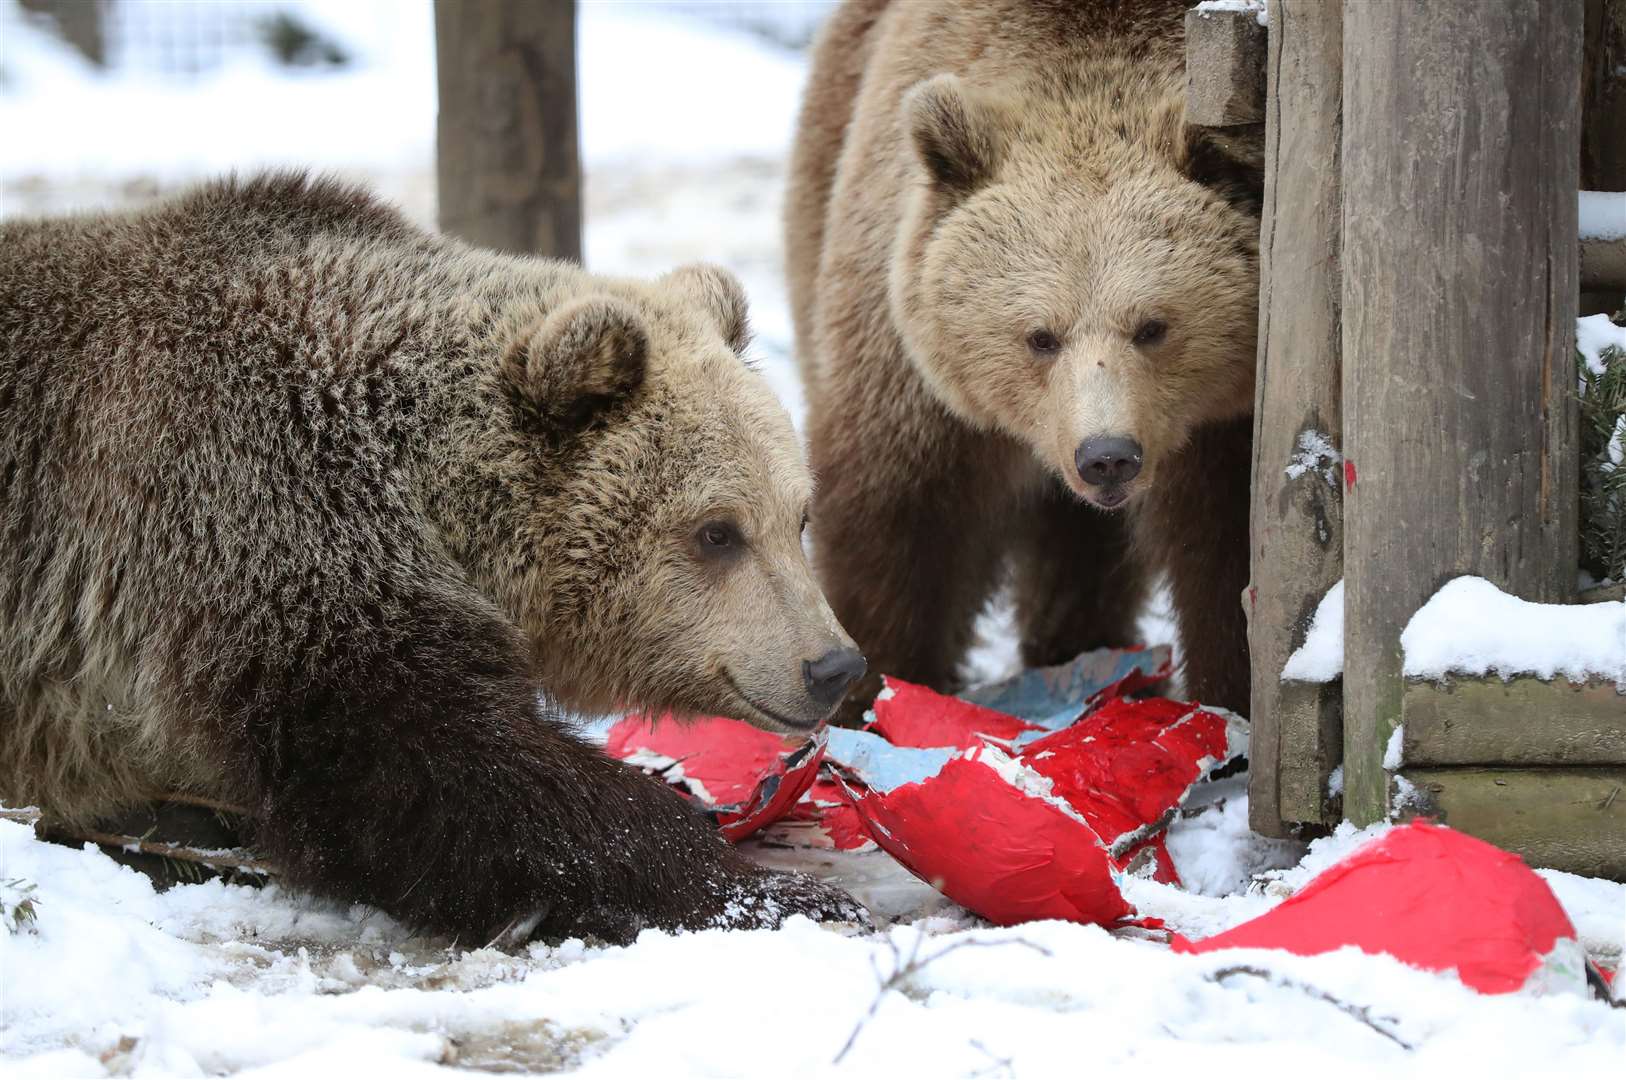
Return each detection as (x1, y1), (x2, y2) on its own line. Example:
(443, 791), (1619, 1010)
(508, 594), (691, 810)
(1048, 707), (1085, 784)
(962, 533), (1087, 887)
(787, 0), (1261, 717)
(0, 174), (868, 942)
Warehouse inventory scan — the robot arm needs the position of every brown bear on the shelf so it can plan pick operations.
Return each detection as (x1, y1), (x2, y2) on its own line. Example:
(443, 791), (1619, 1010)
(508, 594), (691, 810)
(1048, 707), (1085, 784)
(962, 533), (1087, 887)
(0, 173), (868, 942)
(786, 0), (1260, 718)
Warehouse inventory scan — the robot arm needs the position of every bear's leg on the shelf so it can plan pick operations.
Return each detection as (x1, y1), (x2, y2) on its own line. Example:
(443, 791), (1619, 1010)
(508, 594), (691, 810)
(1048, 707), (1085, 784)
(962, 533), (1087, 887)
(808, 402), (1017, 721)
(231, 589), (860, 942)
(1134, 418), (1254, 713)
(1012, 481), (1148, 669)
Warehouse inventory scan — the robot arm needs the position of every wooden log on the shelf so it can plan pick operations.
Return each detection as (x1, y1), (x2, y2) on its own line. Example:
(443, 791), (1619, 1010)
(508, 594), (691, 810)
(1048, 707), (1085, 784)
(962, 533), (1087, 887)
(1403, 678), (1626, 766)
(1247, 0), (1345, 836)
(1340, 1), (1583, 826)
(1185, 6), (1268, 128)
(1402, 767), (1626, 880)
(435, 0), (582, 261)
(1581, 232), (1626, 291)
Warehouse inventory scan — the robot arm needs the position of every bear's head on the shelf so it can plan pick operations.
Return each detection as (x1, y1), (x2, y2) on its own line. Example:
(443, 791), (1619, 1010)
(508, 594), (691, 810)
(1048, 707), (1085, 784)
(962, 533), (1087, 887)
(465, 264), (864, 732)
(890, 70), (1260, 510)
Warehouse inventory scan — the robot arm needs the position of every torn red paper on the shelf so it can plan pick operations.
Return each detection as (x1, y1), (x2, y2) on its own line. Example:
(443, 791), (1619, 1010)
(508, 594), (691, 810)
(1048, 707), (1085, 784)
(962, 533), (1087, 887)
(833, 683), (1244, 925)
(838, 747), (1136, 926)
(605, 715), (825, 841)
(1172, 822), (1583, 995)
(868, 678), (1042, 749)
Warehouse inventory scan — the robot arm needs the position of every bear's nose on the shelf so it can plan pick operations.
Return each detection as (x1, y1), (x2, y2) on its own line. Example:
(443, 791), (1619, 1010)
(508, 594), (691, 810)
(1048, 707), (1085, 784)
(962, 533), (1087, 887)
(803, 647), (867, 709)
(1075, 436), (1143, 487)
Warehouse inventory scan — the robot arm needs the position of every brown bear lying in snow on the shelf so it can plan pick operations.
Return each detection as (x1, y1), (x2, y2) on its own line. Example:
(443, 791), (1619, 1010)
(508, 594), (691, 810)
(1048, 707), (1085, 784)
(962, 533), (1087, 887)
(0, 174), (868, 942)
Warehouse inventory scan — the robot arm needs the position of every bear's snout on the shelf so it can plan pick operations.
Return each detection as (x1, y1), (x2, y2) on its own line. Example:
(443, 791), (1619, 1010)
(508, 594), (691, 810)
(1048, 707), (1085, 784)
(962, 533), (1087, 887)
(802, 647), (868, 710)
(1075, 435), (1143, 493)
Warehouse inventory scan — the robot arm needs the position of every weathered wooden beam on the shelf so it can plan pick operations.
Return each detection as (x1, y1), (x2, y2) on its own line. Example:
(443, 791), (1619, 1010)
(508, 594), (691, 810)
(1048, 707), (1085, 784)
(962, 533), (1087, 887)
(1579, 580), (1626, 604)
(1247, 0), (1344, 836)
(435, 0), (582, 261)
(1402, 767), (1626, 879)
(1185, 5), (1268, 128)
(1340, 0), (1583, 826)
(1403, 678), (1626, 766)
(1581, 232), (1626, 291)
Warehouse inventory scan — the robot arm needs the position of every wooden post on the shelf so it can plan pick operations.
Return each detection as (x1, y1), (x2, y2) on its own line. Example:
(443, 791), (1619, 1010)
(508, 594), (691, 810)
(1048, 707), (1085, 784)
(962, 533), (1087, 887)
(1340, 1), (1583, 826)
(1247, 0), (1345, 836)
(435, 0), (582, 261)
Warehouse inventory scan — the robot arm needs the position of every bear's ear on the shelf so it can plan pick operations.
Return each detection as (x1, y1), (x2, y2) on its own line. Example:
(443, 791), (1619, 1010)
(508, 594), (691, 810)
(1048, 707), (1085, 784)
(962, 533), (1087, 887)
(503, 296), (648, 435)
(662, 263), (751, 354)
(906, 74), (1005, 196)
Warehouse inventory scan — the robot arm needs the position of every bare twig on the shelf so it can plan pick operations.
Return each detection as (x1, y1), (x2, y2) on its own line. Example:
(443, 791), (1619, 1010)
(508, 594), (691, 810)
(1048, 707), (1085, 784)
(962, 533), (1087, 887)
(834, 934), (1053, 1064)
(38, 823), (275, 875)
(1208, 964), (1414, 1051)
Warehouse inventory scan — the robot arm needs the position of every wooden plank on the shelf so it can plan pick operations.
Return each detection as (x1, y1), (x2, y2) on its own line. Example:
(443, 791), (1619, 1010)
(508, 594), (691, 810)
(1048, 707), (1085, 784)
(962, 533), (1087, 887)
(1403, 678), (1626, 766)
(1247, 0), (1345, 835)
(1581, 233), (1626, 291)
(1402, 767), (1626, 880)
(434, 0), (582, 261)
(1340, 0), (1583, 826)
(1185, 6), (1268, 127)
(1580, 581), (1626, 604)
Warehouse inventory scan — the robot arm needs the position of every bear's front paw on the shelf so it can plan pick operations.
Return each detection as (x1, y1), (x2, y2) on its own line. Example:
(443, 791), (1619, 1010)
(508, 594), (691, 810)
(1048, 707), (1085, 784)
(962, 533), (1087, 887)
(713, 867), (870, 931)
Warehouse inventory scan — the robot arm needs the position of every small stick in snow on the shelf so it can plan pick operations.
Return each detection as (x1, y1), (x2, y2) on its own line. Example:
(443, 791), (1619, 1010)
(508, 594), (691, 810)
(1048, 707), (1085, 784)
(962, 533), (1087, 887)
(833, 934), (1052, 1064)
(1208, 964), (1414, 1050)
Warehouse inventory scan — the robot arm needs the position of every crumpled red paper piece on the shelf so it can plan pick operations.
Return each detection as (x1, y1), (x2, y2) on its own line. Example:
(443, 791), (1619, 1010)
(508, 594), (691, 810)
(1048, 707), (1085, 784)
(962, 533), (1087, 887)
(1171, 822), (1582, 994)
(831, 681), (1244, 925)
(869, 679), (1043, 749)
(605, 715), (825, 841)
(837, 745), (1137, 926)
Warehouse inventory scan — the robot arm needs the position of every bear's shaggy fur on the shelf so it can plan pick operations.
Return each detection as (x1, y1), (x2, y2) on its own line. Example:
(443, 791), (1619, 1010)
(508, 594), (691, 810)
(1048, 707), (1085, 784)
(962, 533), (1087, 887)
(0, 174), (864, 941)
(787, 0), (1261, 716)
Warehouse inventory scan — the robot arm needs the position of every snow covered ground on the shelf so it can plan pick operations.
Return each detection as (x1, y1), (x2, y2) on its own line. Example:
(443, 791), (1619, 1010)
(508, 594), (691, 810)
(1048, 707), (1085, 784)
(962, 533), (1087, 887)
(3, 3), (1624, 1076)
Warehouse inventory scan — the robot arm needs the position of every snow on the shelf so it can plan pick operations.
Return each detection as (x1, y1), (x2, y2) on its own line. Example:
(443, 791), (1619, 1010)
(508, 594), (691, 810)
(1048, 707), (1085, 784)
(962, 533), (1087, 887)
(1579, 190), (1626, 242)
(5, 815), (1623, 1078)
(1193, 0), (1269, 27)
(1382, 725), (1404, 770)
(1284, 429), (1342, 487)
(1400, 576), (1626, 685)
(0, 1), (806, 187)
(1578, 313), (1626, 377)
(1281, 579), (1344, 683)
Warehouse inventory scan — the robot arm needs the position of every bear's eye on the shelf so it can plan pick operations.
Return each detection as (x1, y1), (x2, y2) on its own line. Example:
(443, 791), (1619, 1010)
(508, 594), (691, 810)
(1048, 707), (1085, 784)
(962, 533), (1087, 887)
(800, 509), (810, 536)
(1026, 329), (1063, 357)
(1132, 319), (1169, 346)
(696, 520), (743, 557)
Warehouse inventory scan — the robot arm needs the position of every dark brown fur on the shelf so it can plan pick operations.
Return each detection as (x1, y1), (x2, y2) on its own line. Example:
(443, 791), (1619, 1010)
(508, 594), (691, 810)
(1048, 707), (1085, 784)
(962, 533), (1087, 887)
(787, 0), (1259, 717)
(1, 174), (863, 941)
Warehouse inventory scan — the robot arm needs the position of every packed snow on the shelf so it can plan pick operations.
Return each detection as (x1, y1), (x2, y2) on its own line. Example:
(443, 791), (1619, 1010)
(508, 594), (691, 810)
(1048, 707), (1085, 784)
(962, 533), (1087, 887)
(1579, 190), (1626, 242)
(1400, 576), (1626, 685)
(1281, 579), (1344, 683)
(1578, 312), (1626, 377)
(5, 813), (1623, 1078)
(1284, 429), (1342, 487)
(1192, 0), (1269, 27)
(4, 3), (1626, 1076)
